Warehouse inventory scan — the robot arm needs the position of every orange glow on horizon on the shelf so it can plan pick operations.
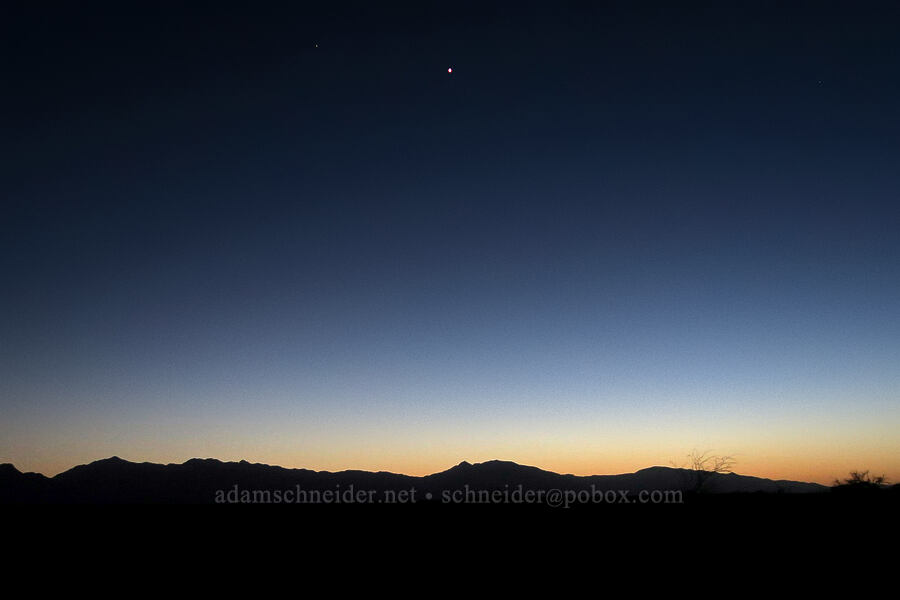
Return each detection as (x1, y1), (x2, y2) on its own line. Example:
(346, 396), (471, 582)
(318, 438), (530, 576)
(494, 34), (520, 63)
(9, 446), (899, 487)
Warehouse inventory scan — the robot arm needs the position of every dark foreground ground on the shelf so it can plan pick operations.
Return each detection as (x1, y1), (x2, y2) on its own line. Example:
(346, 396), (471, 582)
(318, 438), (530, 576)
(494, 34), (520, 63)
(8, 489), (894, 572)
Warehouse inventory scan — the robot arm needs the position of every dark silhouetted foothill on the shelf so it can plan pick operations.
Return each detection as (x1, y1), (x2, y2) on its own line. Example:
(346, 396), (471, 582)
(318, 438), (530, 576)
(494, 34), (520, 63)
(1, 457), (834, 505)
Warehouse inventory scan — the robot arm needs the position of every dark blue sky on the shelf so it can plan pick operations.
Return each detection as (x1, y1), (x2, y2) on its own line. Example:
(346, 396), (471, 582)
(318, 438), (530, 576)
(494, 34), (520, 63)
(3, 1), (899, 479)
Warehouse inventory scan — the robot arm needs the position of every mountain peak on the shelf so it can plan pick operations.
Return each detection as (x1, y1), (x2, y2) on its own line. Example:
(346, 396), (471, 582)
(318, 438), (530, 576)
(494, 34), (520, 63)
(93, 456), (130, 465)
(0, 463), (23, 476)
(183, 458), (223, 466)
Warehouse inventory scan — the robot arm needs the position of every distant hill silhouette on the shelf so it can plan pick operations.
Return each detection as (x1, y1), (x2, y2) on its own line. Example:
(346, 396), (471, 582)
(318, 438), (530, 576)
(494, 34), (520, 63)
(0, 457), (830, 504)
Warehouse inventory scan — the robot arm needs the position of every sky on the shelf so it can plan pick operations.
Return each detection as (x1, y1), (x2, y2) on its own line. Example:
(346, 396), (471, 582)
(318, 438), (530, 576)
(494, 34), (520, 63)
(3, 1), (899, 484)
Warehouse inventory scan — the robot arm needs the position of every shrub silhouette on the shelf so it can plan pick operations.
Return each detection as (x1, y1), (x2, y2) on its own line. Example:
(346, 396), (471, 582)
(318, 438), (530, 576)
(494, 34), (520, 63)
(831, 470), (888, 494)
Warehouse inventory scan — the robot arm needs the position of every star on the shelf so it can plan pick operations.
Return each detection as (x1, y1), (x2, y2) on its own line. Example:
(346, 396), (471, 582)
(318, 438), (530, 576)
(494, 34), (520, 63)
(448, 67), (452, 74)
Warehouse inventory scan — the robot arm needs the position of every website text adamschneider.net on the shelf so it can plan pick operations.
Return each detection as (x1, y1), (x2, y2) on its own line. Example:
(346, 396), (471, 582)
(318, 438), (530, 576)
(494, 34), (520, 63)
(214, 485), (683, 508)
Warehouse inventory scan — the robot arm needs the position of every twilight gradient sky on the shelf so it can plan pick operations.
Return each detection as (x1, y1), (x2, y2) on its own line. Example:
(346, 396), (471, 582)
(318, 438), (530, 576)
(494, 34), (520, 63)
(3, 2), (899, 483)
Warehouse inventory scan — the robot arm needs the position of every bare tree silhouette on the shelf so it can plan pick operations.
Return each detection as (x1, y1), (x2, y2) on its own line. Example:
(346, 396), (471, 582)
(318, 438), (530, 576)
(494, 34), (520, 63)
(672, 449), (736, 493)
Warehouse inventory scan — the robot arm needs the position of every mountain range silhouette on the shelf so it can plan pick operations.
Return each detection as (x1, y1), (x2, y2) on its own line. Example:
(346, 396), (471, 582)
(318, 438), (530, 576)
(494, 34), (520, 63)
(1, 457), (829, 504)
